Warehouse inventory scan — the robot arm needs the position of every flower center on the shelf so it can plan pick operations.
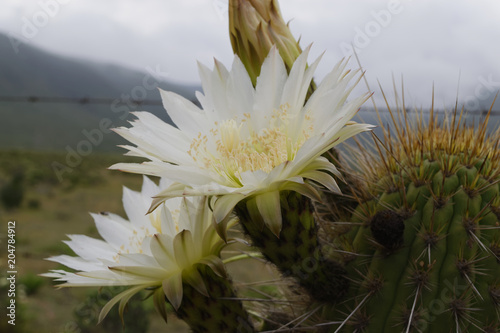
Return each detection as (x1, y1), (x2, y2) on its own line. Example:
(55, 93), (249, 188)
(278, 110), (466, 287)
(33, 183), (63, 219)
(188, 104), (314, 187)
(113, 208), (173, 263)
(113, 226), (153, 262)
(149, 209), (164, 233)
(219, 119), (242, 152)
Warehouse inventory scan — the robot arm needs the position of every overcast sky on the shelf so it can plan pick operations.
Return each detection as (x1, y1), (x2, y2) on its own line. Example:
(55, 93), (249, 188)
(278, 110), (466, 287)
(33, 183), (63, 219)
(1, 0), (500, 110)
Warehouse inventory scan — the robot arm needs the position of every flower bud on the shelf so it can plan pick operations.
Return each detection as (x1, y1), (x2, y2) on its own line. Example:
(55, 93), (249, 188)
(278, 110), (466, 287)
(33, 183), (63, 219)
(229, 0), (303, 85)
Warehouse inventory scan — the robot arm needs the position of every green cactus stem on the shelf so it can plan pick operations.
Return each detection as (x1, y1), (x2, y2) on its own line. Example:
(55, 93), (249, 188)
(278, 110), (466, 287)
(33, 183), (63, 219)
(321, 102), (500, 332)
(171, 265), (255, 333)
(235, 191), (349, 304)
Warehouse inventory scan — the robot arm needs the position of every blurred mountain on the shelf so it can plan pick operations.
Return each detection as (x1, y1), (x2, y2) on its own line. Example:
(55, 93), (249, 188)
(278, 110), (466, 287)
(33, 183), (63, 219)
(0, 32), (200, 152)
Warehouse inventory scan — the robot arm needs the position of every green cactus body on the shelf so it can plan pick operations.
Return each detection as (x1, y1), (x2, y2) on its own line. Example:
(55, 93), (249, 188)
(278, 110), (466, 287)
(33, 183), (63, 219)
(324, 109), (500, 332)
(175, 265), (255, 333)
(235, 191), (349, 304)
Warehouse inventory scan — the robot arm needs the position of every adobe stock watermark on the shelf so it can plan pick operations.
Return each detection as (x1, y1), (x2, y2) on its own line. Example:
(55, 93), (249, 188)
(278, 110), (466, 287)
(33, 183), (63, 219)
(463, 74), (500, 112)
(340, 0), (411, 58)
(9, 0), (73, 54)
(51, 65), (169, 183)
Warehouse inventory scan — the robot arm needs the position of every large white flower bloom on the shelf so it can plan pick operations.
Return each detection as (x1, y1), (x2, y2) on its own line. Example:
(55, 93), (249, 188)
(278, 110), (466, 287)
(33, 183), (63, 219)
(42, 177), (231, 316)
(110, 46), (373, 235)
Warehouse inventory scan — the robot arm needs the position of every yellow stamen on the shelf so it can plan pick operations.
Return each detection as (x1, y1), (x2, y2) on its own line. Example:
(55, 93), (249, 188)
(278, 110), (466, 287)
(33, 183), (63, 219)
(189, 104), (314, 186)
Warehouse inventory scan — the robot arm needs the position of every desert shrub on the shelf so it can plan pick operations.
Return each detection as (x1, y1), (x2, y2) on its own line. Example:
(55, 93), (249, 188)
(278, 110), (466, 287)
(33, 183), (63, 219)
(19, 273), (45, 296)
(0, 172), (25, 209)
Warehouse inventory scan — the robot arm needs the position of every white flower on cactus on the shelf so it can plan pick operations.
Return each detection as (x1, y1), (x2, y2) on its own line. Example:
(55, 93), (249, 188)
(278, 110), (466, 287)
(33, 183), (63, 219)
(110, 45), (373, 236)
(42, 176), (231, 318)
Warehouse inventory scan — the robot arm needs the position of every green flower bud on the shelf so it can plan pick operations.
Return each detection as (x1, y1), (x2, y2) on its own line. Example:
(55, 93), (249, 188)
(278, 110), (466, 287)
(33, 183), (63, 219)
(229, 0), (303, 85)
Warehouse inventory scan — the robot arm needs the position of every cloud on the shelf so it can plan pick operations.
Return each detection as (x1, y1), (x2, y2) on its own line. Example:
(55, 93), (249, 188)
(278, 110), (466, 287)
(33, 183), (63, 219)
(1, 0), (499, 109)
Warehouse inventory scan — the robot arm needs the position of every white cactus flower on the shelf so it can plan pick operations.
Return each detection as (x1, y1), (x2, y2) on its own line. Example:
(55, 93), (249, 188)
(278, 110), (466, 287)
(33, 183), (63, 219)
(110, 46), (373, 235)
(42, 176), (231, 317)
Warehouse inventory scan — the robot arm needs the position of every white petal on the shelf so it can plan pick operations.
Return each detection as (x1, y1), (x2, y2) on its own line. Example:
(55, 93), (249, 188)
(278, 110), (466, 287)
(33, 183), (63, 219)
(149, 234), (178, 270)
(141, 175), (160, 197)
(239, 169), (268, 187)
(178, 197), (197, 232)
(320, 94), (370, 137)
(227, 56), (255, 118)
(76, 270), (133, 283)
(303, 156), (342, 178)
(314, 58), (349, 94)
(91, 213), (134, 249)
(163, 273), (183, 310)
(288, 135), (329, 175)
(281, 181), (322, 202)
(118, 145), (163, 161)
(306, 81), (353, 132)
(280, 45), (310, 106)
(173, 230), (197, 269)
(213, 193), (246, 223)
(149, 182), (234, 214)
(114, 112), (193, 165)
(253, 47), (287, 131)
(99, 285), (146, 323)
(159, 203), (177, 236)
(280, 45), (321, 117)
(265, 162), (287, 186)
(48, 271), (120, 286)
(328, 121), (375, 147)
(197, 60), (231, 121)
(46, 255), (104, 272)
(113, 161), (215, 186)
(198, 255), (227, 278)
(64, 234), (116, 262)
(122, 186), (151, 228)
(301, 170), (341, 193)
(160, 89), (208, 136)
(117, 253), (161, 268)
(255, 191), (282, 237)
(54, 271), (132, 286)
(109, 265), (167, 281)
(183, 268), (208, 296)
(109, 161), (167, 177)
(189, 197), (210, 249)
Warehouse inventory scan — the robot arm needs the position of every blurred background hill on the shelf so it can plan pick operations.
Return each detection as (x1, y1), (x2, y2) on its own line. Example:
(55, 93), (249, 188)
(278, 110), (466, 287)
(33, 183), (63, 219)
(0, 32), (199, 152)
(0, 32), (201, 332)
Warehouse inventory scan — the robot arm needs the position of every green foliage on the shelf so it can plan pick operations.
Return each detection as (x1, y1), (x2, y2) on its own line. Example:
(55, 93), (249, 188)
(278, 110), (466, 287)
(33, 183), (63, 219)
(73, 287), (150, 333)
(0, 171), (25, 209)
(19, 273), (45, 296)
(26, 198), (40, 209)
